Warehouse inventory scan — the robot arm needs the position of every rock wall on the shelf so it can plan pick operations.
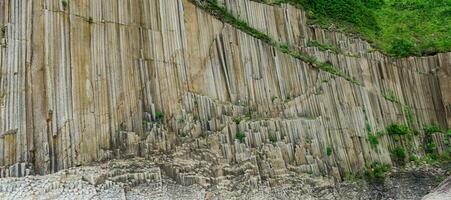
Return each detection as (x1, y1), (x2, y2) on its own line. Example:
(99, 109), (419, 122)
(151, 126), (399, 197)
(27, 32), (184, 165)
(0, 0), (449, 182)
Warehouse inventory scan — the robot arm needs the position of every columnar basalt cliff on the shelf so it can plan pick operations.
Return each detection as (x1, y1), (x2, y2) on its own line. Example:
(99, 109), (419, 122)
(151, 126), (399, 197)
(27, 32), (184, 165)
(0, 0), (449, 189)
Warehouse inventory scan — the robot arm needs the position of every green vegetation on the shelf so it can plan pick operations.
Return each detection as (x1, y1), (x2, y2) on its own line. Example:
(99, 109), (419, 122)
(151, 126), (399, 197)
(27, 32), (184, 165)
(368, 133), (379, 148)
(381, 90), (398, 103)
(61, 0), (68, 10)
(119, 122), (126, 132)
(424, 124), (443, 134)
(269, 134), (277, 143)
(155, 112), (164, 121)
(403, 106), (414, 128)
(200, 0), (272, 44)
(88, 17), (93, 24)
(236, 132), (246, 143)
(196, 0), (361, 86)
(365, 162), (391, 180)
(409, 155), (418, 162)
(386, 123), (409, 136)
(233, 116), (242, 125)
(142, 119), (151, 126)
(326, 147), (333, 156)
(392, 147), (406, 164)
(255, 0), (451, 57)
(307, 40), (341, 54)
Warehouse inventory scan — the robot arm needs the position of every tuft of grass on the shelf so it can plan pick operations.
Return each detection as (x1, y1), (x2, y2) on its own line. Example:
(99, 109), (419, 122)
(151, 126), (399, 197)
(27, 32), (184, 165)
(307, 40), (342, 54)
(386, 123), (409, 136)
(368, 133), (379, 148)
(381, 90), (398, 103)
(366, 162), (391, 180)
(232, 116), (242, 125)
(424, 124), (443, 135)
(392, 147), (406, 164)
(236, 132), (246, 143)
(326, 147), (333, 156)
(269, 134), (277, 143)
(155, 111), (164, 121)
(61, 0), (68, 10)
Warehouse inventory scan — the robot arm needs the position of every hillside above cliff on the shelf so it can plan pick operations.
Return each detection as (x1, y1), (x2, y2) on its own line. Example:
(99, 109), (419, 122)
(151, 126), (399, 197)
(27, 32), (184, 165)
(253, 0), (451, 57)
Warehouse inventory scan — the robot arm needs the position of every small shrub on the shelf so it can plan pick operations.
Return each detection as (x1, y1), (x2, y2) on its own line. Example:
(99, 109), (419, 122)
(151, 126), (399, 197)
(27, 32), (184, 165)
(366, 162), (391, 180)
(389, 39), (415, 57)
(155, 112), (164, 121)
(368, 133), (379, 148)
(236, 132), (246, 143)
(426, 142), (437, 154)
(409, 155), (418, 162)
(88, 17), (93, 24)
(392, 147), (406, 162)
(376, 131), (385, 137)
(386, 123), (409, 136)
(326, 147), (333, 156)
(279, 44), (290, 53)
(61, 0), (68, 10)
(381, 90), (398, 103)
(424, 124), (442, 135)
(119, 122), (126, 132)
(271, 96), (278, 103)
(232, 117), (241, 125)
(269, 134), (277, 143)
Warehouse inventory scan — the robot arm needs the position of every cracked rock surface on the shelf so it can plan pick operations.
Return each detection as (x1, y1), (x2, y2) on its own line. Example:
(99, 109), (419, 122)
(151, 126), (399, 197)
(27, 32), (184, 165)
(0, 158), (448, 200)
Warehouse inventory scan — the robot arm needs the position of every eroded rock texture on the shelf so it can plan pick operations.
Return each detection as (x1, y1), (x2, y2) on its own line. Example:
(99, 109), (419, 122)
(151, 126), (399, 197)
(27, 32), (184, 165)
(0, 0), (449, 189)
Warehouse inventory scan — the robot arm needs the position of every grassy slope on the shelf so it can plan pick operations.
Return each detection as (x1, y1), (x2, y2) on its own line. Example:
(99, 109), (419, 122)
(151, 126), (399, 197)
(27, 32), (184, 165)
(255, 0), (451, 57)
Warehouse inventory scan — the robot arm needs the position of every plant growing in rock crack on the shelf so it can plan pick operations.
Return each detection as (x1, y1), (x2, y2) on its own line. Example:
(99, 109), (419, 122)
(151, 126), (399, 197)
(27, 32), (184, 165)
(381, 90), (398, 103)
(326, 147), (333, 156)
(61, 0), (68, 10)
(119, 122), (126, 132)
(232, 116), (242, 125)
(424, 124), (443, 135)
(271, 96), (278, 103)
(268, 134), (277, 144)
(368, 133), (379, 148)
(386, 123), (409, 136)
(155, 111), (164, 122)
(236, 132), (246, 143)
(392, 147), (406, 165)
(365, 162), (391, 181)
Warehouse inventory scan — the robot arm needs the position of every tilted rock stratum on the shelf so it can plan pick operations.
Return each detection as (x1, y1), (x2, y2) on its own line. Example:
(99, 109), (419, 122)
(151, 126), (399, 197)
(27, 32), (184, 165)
(0, 0), (449, 197)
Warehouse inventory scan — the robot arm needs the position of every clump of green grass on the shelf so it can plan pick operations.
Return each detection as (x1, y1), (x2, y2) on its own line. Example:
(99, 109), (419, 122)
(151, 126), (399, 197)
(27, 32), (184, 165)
(232, 116), (242, 125)
(326, 147), (333, 156)
(386, 123), (409, 136)
(269, 134), (277, 143)
(424, 124), (443, 135)
(392, 147), (406, 164)
(155, 111), (164, 121)
(236, 132), (246, 143)
(307, 40), (341, 54)
(365, 162), (391, 180)
(381, 90), (398, 103)
(368, 133), (379, 148)
(61, 0), (68, 10)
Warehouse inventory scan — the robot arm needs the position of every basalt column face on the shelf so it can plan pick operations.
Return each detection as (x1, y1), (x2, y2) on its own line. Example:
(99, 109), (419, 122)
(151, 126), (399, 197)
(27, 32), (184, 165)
(0, 0), (449, 179)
